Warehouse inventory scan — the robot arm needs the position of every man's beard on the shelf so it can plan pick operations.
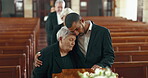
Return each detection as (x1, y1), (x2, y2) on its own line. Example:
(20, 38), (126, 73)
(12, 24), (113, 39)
(78, 24), (86, 36)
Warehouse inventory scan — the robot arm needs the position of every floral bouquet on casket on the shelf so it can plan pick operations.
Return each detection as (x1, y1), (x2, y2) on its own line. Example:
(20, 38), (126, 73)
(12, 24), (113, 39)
(78, 67), (118, 78)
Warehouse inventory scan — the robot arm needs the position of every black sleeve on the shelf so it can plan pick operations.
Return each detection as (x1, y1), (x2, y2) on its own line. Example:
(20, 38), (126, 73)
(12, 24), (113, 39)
(33, 46), (53, 78)
(51, 24), (63, 44)
(97, 29), (115, 68)
(45, 13), (53, 45)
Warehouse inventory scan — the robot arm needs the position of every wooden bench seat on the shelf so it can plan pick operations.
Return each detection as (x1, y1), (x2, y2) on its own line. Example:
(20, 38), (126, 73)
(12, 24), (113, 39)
(83, 16), (128, 20)
(0, 39), (34, 73)
(0, 66), (21, 78)
(0, 17), (40, 78)
(0, 39), (33, 59)
(0, 25), (35, 29)
(0, 27), (39, 53)
(0, 54), (26, 78)
(98, 23), (148, 26)
(113, 42), (148, 51)
(112, 61), (148, 78)
(0, 31), (33, 35)
(111, 32), (148, 37)
(0, 28), (34, 32)
(0, 35), (32, 40)
(110, 28), (148, 32)
(0, 24), (36, 27)
(0, 46), (30, 78)
(103, 25), (148, 29)
(0, 34), (36, 56)
(0, 39), (31, 46)
(115, 51), (148, 62)
(0, 18), (39, 25)
(112, 36), (148, 43)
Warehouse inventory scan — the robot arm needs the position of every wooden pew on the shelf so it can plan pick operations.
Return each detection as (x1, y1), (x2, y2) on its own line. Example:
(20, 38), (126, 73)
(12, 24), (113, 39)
(83, 16), (128, 21)
(112, 61), (148, 78)
(0, 46), (32, 78)
(0, 35), (33, 54)
(99, 23), (148, 26)
(0, 66), (21, 78)
(113, 42), (148, 51)
(0, 32), (35, 54)
(110, 29), (148, 32)
(0, 18), (40, 52)
(0, 18), (40, 78)
(115, 51), (148, 62)
(0, 28), (34, 32)
(111, 32), (148, 37)
(103, 25), (148, 29)
(0, 54), (26, 78)
(0, 18), (39, 25)
(0, 39), (33, 69)
(0, 39), (32, 46)
(0, 31), (33, 35)
(0, 24), (35, 28)
(112, 36), (148, 43)
(0, 34), (35, 68)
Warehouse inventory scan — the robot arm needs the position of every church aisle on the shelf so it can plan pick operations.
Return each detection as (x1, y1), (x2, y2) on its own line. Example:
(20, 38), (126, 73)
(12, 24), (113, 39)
(37, 27), (47, 52)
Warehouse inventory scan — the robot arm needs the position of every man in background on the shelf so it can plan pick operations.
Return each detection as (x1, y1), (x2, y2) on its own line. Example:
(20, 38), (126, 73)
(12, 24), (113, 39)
(45, 0), (65, 45)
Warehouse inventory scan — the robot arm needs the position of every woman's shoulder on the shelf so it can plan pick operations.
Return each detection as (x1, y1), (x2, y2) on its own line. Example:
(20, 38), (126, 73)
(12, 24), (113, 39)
(40, 42), (59, 57)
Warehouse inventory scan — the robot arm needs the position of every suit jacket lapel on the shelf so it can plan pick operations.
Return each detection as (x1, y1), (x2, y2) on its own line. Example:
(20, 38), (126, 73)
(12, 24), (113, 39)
(53, 12), (58, 25)
(86, 24), (97, 57)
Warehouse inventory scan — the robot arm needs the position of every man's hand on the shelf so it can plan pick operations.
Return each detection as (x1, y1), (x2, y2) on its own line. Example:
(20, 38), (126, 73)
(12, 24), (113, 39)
(91, 65), (102, 70)
(34, 52), (42, 67)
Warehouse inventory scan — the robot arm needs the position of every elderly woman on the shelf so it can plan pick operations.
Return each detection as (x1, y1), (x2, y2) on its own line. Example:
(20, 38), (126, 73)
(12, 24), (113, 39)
(34, 8), (75, 67)
(33, 27), (76, 78)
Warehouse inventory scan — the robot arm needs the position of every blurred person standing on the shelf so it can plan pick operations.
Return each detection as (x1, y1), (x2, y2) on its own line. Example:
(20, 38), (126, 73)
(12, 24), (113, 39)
(45, 0), (65, 45)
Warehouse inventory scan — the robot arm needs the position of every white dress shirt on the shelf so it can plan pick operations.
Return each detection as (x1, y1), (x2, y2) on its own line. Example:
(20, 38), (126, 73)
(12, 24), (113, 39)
(56, 12), (63, 25)
(78, 21), (92, 56)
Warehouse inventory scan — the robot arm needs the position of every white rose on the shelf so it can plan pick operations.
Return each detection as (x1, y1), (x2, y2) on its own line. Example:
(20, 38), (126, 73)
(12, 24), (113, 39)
(105, 70), (112, 76)
(95, 68), (105, 75)
(82, 72), (89, 78)
(94, 76), (107, 78)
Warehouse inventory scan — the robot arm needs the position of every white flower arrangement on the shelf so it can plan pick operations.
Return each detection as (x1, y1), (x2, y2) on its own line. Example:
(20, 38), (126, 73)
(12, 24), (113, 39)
(78, 67), (118, 78)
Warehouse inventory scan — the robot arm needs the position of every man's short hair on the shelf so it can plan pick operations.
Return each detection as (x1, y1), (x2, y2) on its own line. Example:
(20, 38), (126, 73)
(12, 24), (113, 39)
(56, 26), (71, 41)
(55, 0), (65, 7)
(65, 13), (81, 28)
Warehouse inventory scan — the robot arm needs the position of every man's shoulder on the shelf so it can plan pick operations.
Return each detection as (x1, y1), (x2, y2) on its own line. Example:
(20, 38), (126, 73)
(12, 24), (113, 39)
(93, 24), (108, 31)
(48, 12), (56, 16)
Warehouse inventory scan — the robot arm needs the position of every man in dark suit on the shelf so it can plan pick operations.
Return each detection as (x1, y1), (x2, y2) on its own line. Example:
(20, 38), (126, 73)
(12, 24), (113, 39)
(65, 13), (115, 70)
(33, 27), (76, 78)
(45, 0), (65, 45)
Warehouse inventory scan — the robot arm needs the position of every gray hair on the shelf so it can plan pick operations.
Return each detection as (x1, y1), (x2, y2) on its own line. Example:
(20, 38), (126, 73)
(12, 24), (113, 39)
(60, 8), (75, 18)
(56, 26), (72, 41)
(55, 0), (65, 7)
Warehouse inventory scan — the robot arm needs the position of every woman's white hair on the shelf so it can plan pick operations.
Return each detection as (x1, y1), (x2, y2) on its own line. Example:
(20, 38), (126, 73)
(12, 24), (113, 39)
(56, 26), (72, 41)
(60, 8), (75, 18)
